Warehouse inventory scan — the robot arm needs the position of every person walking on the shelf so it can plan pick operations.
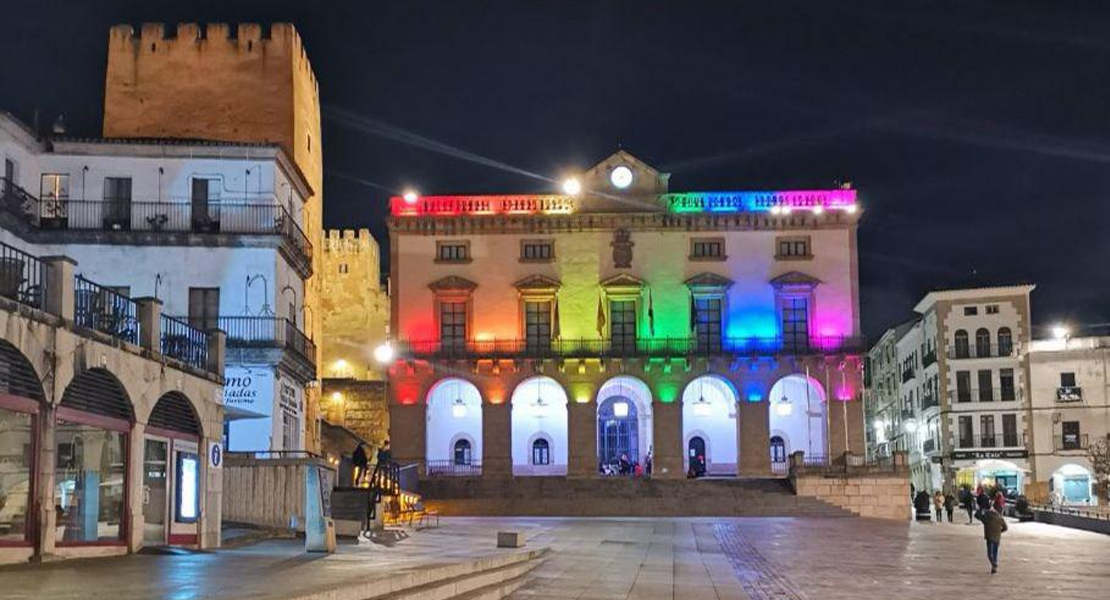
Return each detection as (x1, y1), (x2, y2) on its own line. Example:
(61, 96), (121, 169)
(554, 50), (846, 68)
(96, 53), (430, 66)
(993, 488), (1007, 514)
(352, 443), (369, 487)
(960, 486), (975, 524)
(944, 490), (956, 523)
(975, 485), (991, 516)
(976, 506), (1009, 573)
(933, 490), (944, 522)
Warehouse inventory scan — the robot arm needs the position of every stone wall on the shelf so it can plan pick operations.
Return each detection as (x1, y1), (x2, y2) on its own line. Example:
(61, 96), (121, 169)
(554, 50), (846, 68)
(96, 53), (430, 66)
(322, 379), (389, 446)
(790, 453), (911, 520)
(320, 229), (390, 381)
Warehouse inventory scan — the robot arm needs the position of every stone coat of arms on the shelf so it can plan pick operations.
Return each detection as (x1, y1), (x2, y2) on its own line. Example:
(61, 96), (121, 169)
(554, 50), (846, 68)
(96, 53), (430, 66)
(611, 228), (633, 268)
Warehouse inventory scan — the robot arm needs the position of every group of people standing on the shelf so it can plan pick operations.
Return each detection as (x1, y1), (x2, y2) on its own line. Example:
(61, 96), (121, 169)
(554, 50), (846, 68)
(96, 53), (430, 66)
(914, 483), (1010, 574)
(600, 452), (652, 477)
(351, 439), (391, 487)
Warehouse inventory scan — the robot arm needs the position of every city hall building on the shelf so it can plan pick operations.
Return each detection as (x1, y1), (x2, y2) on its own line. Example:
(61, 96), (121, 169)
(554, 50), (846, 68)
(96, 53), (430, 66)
(387, 151), (866, 480)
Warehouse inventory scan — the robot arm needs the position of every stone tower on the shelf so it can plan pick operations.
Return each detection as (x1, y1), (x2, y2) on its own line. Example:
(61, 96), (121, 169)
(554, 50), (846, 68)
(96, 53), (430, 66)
(102, 22), (326, 450)
(320, 228), (390, 381)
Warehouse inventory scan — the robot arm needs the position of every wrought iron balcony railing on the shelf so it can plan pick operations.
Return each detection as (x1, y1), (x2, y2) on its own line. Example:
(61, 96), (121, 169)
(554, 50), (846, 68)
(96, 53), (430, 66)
(947, 342), (1015, 360)
(1056, 386), (1083, 402)
(74, 275), (139, 345)
(0, 240), (46, 310)
(1055, 433), (1088, 451)
(951, 387), (1019, 403)
(218, 316), (316, 368)
(396, 335), (864, 359)
(921, 349), (937, 367)
(425, 460), (483, 477)
(922, 438), (937, 454)
(0, 179), (312, 276)
(160, 314), (210, 371)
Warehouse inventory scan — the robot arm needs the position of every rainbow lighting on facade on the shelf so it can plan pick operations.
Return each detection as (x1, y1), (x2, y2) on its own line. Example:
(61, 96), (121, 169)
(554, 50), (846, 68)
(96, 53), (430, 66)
(391, 194), (577, 217)
(665, 189), (857, 214)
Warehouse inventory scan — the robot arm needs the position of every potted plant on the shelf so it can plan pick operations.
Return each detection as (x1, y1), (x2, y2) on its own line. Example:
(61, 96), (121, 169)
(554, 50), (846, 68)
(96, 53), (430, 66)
(1014, 495), (1034, 521)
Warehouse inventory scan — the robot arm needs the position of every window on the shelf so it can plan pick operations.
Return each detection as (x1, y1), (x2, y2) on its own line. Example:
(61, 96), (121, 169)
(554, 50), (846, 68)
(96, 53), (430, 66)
(281, 409), (299, 451)
(694, 297), (723, 352)
(954, 330), (969, 358)
(338, 263), (349, 274)
(524, 301), (552, 350)
(975, 328), (991, 357)
(964, 306), (978, 316)
(997, 327), (1012, 356)
(436, 241), (470, 263)
(977, 370), (993, 402)
(0, 407), (32, 543)
(188, 288), (220, 332)
(958, 416), (973, 448)
(1060, 372), (1077, 387)
(980, 415), (996, 447)
(453, 439), (472, 465)
(440, 301), (467, 350)
(1003, 414), (1019, 447)
(986, 304), (1000, 314)
(102, 177), (132, 229)
(776, 236), (811, 258)
(999, 368), (1015, 401)
(40, 173), (69, 220)
(781, 297), (809, 351)
(531, 438), (550, 466)
(691, 238), (725, 260)
(770, 436), (786, 463)
(609, 300), (637, 352)
(520, 240), (554, 262)
(1061, 421), (1081, 450)
(54, 420), (126, 542)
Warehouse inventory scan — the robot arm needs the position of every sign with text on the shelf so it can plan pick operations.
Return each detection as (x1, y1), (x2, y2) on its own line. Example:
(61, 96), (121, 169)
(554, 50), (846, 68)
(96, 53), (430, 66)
(223, 366), (274, 417)
(951, 450), (1028, 461)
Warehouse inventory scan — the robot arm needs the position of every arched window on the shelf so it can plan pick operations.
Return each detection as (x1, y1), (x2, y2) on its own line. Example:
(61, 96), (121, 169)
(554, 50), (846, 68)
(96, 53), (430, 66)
(954, 330), (969, 358)
(975, 328), (991, 357)
(997, 327), (1013, 356)
(531, 439), (550, 466)
(770, 436), (786, 463)
(453, 439), (472, 465)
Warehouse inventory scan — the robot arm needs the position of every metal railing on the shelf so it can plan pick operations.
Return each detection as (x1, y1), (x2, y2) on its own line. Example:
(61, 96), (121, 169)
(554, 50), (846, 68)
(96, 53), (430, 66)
(770, 460), (789, 476)
(1056, 386), (1083, 402)
(426, 460), (483, 477)
(1055, 434), (1089, 451)
(951, 388), (1019, 403)
(0, 185), (312, 272)
(977, 434), (1023, 448)
(921, 395), (939, 410)
(160, 314), (209, 371)
(0, 240), (46, 310)
(397, 335), (865, 359)
(901, 368), (915, 382)
(923, 438), (937, 454)
(74, 275), (139, 344)
(947, 343), (1015, 360)
(218, 316), (317, 367)
(922, 349), (937, 367)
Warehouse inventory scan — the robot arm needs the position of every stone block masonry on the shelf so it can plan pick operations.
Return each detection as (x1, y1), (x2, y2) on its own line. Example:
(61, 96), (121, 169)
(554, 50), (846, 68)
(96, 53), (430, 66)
(790, 453), (911, 520)
(322, 379), (390, 446)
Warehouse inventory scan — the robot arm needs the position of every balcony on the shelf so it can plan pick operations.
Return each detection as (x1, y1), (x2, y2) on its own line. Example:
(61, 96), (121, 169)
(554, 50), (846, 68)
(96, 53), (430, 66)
(1055, 433), (1088, 452)
(921, 349), (937, 367)
(74, 275), (140, 345)
(160, 314), (210, 372)
(921, 395), (939, 410)
(396, 335), (865, 360)
(901, 368), (915, 383)
(947, 343), (1015, 360)
(1056, 386), (1083, 402)
(923, 438), (937, 454)
(219, 316), (317, 381)
(0, 241), (46, 310)
(950, 388), (1019, 403)
(977, 434), (1022, 449)
(0, 179), (312, 278)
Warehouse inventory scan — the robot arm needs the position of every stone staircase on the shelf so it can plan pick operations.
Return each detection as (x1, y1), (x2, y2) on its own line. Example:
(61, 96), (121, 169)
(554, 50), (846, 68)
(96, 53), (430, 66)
(285, 548), (547, 600)
(418, 477), (855, 518)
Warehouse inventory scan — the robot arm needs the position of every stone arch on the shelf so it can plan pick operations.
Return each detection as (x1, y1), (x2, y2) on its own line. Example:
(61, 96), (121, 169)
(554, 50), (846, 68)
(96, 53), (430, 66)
(147, 391), (202, 438)
(425, 377), (483, 473)
(681, 375), (739, 476)
(767, 374), (827, 458)
(60, 367), (135, 424)
(510, 376), (568, 476)
(0, 338), (47, 403)
(596, 375), (653, 470)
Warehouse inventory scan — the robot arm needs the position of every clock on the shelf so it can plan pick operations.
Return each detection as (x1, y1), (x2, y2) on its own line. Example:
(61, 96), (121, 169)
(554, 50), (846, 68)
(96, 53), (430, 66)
(610, 165), (633, 189)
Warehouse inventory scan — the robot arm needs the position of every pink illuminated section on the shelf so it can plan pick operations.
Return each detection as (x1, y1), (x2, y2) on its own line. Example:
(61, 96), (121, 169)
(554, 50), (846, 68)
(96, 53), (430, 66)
(391, 195), (576, 216)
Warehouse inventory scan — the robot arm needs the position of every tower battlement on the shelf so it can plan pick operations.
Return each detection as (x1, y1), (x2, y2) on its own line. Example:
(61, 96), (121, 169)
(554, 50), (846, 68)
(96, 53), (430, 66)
(324, 229), (379, 254)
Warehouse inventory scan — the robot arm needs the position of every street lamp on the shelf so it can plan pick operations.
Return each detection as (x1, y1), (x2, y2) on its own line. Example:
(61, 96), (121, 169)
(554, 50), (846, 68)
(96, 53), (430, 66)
(402, 189), (419, 204)
(562, 177), (582, 196)
(1052, 325), (1070, 341)
(374, 341), (394, 364)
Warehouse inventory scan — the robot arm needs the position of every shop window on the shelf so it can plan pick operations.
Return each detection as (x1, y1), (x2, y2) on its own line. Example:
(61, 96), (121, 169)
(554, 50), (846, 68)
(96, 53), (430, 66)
(0, 407), (33, 543)
(175, 451), (200, 523)
(54, 420), (127, 542)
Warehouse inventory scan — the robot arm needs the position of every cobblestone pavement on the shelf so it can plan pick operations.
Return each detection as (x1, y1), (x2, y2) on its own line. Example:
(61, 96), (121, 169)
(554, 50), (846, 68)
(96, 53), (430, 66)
(505, 516), (1110, 600)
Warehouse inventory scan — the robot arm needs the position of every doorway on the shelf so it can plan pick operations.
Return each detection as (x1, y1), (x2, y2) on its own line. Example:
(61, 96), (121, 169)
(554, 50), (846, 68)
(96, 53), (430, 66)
(597, 396), (639, 474)
(688, 436), (706, 476)
(142, 439), (168, 545)
(142, 436), (200, 546)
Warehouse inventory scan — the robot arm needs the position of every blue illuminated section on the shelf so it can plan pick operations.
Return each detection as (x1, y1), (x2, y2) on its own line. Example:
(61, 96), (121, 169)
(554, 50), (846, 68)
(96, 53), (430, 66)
(666, 189), (857, 214)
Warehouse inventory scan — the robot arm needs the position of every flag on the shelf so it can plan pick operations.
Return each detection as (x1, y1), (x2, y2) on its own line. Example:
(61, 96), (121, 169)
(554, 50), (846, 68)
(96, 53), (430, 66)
(647, 288), (655, 337)
(596, 293), (606, 337)
(552, 295), (561, 338)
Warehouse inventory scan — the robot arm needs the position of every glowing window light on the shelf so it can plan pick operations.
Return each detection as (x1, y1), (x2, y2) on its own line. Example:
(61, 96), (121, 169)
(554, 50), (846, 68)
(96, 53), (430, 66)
(693, 397), (711, 417)
(452, 399), (467, 419)
(775, 394), (793, 417)
(613, 401), (629, 418)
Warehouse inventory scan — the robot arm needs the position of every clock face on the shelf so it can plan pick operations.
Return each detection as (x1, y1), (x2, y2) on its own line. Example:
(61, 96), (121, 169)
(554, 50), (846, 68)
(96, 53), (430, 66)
(610, 165), (634, 189)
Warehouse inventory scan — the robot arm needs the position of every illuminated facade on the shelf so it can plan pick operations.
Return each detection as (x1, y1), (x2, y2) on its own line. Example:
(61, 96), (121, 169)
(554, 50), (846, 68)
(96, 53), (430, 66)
(387, 151), (866, 479)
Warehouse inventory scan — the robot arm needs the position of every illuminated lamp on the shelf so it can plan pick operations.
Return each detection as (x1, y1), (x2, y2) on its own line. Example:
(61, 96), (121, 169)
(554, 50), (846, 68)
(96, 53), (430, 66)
(1052, 325), (1070, 340)
(844, 204), (858, 214)
(812, 205), (824, 215)
(562, 178), (582, 195)
(769, 206), (782, 215)
(373, 342), (394, 364)
(402, 190), (419, 204)
(873, 418), (884, 431)
(613, 401), (629, 418)
(331, 392), (343, 405)
(693, 396), (711, 417)
(904, 419), (918, 434)
(775, 395), (793, 417)
(452, 397), (467, 419)
(610, 165), (634, 189)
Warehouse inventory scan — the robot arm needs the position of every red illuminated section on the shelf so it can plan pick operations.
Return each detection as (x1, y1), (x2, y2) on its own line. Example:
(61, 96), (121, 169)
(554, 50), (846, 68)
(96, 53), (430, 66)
(391, 195), (576, 216)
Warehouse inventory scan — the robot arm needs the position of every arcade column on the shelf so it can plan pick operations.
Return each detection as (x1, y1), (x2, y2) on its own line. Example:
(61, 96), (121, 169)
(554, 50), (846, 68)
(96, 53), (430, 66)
(567, 401), (596, 477)
(482, 401), (512, 477)
(739, 400), (771, 476)
(652, 400), (683, 479)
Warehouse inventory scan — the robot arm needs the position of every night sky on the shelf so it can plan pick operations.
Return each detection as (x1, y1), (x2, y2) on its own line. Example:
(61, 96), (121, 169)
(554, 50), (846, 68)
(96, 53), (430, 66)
(4, 1), (1109, 340)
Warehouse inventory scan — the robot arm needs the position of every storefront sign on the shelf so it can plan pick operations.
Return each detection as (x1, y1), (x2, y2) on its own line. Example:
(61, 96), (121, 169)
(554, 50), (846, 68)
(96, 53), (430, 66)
(224, 367), (274, 417)
(952, 450), (1028, 460)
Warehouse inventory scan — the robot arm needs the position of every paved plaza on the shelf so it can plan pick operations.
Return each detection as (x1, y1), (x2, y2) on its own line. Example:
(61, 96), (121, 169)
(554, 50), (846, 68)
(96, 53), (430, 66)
(0, 517), (1107, 599)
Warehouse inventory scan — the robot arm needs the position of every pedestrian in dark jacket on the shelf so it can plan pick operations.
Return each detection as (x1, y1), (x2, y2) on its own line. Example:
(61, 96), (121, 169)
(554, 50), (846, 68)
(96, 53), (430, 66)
(975, 485), (992, 515)
(960, 486), (975, 524)
(352, 443), (369, 486)
(944, 491), (956, 523)
(976, 507), (1009, 573)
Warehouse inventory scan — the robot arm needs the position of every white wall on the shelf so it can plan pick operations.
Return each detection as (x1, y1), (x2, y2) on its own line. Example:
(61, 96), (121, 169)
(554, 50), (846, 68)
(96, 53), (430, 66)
(768, 375), (827, 458)
(510, 377), (568, 476)
(425, 378), (483, 464)
(682, 375), (738, 475)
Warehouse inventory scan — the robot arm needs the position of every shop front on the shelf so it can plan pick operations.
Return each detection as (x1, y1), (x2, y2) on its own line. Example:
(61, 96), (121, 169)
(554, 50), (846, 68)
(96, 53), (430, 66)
(952, 453), (1029, 496)
(1050, 463), (1096, 506)
(142, 392), (202, 547)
